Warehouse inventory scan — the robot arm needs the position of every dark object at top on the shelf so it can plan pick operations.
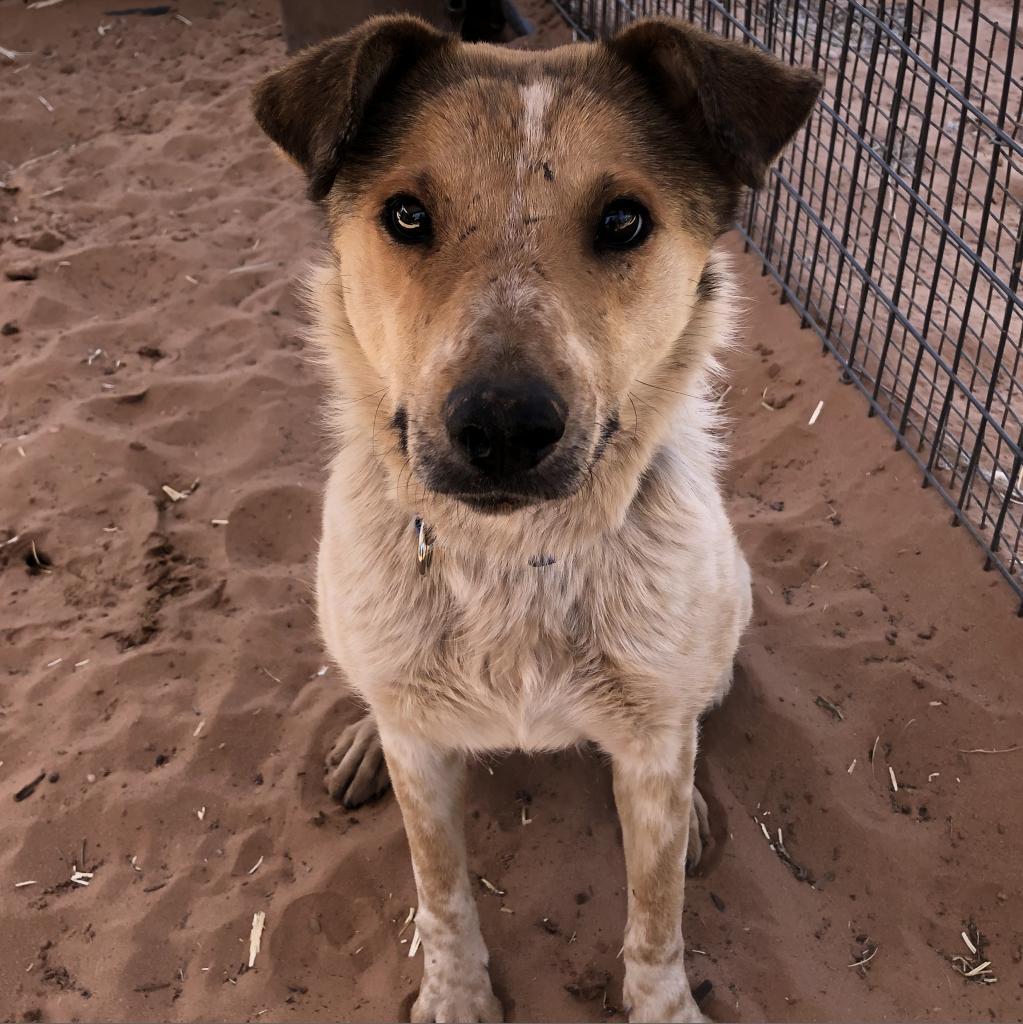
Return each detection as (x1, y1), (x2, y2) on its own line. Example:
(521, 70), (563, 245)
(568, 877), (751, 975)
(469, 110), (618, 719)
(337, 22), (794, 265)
(278, 0), (531, 52)
(105, 5), (172, 14)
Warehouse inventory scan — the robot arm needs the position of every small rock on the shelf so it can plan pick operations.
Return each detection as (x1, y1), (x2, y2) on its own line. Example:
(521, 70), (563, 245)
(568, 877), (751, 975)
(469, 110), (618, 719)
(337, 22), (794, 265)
(767, 361), (782, 379)
(115, 389), (148, 405)
(5, 265), (38, 282)
(565, 967), (610, 1002)
(48, 772), (60, 783)
(770, 500), (785, 511)
(1, 321), (20, 336)
(28, 230), (63, 253)
(86, 773), (97, 783)
(917, 625), (936, 640)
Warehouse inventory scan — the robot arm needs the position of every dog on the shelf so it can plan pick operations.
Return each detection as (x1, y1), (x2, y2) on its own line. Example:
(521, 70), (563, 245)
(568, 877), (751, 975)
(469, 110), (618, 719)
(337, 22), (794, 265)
(253, 16), (819, 1022)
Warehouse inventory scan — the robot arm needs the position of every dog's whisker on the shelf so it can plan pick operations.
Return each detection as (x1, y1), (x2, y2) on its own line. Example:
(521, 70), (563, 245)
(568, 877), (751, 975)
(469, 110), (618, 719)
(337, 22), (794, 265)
(371, 391), (388, 448)
(633, 378), (698, 400)
(337, 386), (388, 410)
(628, 392), (642, 437)
(628, 390), (658, 415)
(403, 462), (418, 504)
(395, 456), (413, 508)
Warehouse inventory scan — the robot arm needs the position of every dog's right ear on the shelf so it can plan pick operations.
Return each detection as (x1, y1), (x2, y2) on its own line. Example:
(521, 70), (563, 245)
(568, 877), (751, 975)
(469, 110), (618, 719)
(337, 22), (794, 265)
(252, 15), (448, 202)
(606, 18), (821, 191)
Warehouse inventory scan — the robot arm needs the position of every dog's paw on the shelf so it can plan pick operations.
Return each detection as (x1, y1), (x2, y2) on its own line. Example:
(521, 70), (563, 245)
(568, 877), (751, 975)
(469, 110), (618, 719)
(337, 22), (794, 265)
(632, 1005), (711, 1024)
(324, 713), (390, 808)
(411, 971), (503, 1023)
(685, 785), (711, 872)
(625, 965), (710, 1024)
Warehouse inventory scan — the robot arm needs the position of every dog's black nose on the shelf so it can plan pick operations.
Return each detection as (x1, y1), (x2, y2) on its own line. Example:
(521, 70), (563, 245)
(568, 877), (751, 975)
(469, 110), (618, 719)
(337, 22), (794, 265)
(445, 377), (567, 478)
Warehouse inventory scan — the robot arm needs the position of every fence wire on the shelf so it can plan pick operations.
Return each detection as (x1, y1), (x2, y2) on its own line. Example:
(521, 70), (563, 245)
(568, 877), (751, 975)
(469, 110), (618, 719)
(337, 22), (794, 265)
(549, 0), (1023, 614)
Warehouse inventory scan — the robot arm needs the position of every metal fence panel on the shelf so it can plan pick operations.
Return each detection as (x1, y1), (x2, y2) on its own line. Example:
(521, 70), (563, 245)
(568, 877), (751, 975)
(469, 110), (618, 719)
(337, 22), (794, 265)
(549, 0), (1023, 614)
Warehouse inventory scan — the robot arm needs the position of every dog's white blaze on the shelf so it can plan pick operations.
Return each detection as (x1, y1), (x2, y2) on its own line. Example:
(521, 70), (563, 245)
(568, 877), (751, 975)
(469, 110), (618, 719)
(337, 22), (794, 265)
(520, 78), (553, 153)
(511, 79), (553, 226)
(489, 79), (556, 325)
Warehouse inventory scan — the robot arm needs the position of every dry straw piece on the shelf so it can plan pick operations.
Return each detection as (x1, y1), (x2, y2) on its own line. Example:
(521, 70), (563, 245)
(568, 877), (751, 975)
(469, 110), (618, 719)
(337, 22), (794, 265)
(248, 911), (266, 968)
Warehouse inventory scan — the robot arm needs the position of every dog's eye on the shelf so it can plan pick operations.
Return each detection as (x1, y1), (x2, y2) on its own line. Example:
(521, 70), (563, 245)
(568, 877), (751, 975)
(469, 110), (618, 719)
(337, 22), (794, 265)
(595, 199), (650, 251)
(384, 195), (431, 244)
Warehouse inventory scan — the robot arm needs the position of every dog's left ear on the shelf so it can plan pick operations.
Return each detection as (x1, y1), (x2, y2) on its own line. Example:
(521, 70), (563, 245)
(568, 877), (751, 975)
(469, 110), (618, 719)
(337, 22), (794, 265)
(252, 15), (449, 202)
(606, 18), (821, 190)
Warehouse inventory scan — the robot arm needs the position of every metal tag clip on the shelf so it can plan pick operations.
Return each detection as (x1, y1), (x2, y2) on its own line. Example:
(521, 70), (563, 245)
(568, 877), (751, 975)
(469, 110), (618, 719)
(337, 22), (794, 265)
(415, 517), (434, 577)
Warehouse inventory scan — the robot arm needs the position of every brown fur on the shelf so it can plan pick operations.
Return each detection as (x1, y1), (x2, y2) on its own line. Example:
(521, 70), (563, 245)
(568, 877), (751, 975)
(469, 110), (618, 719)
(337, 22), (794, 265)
(253, 16), (819, 1022)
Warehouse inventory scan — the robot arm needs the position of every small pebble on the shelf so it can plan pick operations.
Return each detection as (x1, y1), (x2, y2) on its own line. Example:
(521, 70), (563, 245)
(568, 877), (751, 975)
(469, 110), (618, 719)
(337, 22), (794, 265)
(48, 772), (59, 784)
(1, 321), (20, 336)
(5, 265), (38, 282)
(28, 230), (63, 253)
(86, 773), (97, 783)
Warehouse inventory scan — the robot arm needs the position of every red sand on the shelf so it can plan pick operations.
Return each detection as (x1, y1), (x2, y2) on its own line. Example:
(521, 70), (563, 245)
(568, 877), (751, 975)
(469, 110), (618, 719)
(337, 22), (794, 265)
(1, 3), (1021, 1021)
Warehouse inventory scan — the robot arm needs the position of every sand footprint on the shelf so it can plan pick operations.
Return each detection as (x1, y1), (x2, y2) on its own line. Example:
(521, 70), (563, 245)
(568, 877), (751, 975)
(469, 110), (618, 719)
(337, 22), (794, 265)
(225, 484), (319, 568)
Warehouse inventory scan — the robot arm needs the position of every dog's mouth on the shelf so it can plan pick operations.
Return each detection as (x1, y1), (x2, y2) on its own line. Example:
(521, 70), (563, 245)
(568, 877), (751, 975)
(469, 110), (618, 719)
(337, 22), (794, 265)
(402, 413), (619, 516)
(447, 491), (534, 515)
(423, 467), (584, 514)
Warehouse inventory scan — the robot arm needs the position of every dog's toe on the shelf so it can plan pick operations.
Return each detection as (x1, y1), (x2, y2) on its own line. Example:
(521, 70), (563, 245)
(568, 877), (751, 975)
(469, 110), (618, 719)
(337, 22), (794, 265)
(685, 786), (712, 872)
(341, 747), (389, 808)
(324, 713), (391, 807)
(411, 986), (503, 1023)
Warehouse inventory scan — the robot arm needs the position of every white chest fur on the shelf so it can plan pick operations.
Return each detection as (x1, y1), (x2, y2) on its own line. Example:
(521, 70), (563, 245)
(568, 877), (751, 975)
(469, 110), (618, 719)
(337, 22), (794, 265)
(317, 469), (751, 756)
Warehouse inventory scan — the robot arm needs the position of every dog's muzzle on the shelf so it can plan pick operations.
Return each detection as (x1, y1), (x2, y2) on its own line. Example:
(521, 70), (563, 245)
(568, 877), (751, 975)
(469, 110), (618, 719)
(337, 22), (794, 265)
(406, 374), (579, 512)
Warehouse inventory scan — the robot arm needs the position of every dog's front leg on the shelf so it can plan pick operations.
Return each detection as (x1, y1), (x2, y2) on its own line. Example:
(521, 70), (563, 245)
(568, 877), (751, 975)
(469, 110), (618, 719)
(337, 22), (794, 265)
(612, 720), (709, 1024)
(380, 725), (502, 1023)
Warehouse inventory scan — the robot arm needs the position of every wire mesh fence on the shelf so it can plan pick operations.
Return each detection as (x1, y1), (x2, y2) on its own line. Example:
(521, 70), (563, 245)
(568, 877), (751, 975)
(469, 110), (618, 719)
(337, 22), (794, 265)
(548, 0), (1023, 614)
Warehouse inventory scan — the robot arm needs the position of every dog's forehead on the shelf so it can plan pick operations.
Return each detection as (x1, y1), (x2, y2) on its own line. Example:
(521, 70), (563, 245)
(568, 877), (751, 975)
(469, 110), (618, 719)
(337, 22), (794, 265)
(403, 56), (648, 185)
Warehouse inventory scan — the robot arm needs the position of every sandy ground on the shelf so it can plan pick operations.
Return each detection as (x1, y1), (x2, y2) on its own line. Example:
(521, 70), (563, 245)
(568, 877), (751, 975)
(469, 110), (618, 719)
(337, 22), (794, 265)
(2, 2), (1022, 1022)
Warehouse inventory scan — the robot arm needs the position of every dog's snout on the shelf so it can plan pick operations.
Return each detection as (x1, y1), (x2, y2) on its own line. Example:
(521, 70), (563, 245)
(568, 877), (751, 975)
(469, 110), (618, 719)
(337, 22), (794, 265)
(445, 377), (567, 478)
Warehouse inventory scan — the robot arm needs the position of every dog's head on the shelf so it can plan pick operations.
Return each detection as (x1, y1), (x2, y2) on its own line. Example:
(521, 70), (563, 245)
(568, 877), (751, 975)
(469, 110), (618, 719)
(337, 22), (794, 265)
(254, 17), (819, 515)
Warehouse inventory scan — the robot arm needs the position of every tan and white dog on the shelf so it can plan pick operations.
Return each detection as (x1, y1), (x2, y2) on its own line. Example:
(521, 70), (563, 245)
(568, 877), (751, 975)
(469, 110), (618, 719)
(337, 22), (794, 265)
(254, 17), (818, 1022)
